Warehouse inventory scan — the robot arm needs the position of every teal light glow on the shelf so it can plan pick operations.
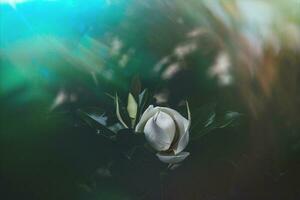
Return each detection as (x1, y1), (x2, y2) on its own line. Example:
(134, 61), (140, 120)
(0, 0), (61, 4)
(0, 0), (31, 6)
(0, 0), (70, 7)
(0, 0), (128, 98)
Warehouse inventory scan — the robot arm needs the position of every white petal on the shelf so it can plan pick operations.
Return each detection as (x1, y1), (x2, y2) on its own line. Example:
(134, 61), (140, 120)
(175, 130), (189, 154)
(144, 111), (176, 151)
(160, 107), (190, 154)
(160, 107), (189, 131)
(135, 105), (157, 132)
(156, 151), (190, 164)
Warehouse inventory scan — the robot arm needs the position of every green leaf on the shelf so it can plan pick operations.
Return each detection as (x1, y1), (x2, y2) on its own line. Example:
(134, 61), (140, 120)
(127, 93), (138, 127)
(130, 74), (142, 98)
(87, 113), (108, 126)
(190, 103), (242, 140)
(186, 101), (191, 122)
(216, 111), (242, 128)
(204, 112), (216, 127)
(138, 89), (149, 109)
(77, 110), (117, 140)
(115, 93), (129, 128)
(114, 129), (148, 161)
(134, 89), (150, 127)
(191, 103), (216, 132)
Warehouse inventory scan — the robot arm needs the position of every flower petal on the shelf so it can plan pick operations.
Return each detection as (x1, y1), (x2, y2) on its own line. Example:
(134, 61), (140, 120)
(135, 105), (157, 132)
(174, 130), (189, 154)
(160, 107), (190, 131)
(160, 107), (190, 154)
(144, 111), (176, 151)
(156, 151), (190, 164)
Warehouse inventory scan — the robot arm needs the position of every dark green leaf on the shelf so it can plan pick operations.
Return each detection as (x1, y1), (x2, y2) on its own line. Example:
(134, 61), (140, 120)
(191, 104), (242, 140)
(216, 111), (242, 128)
(77, 109), (117, 140)
(138, 89), (150, 109)
(115, 93), (130, 128)
(191, 103), (216, 132)
(134, 89), (150, 127)
(116, 129), (145, 150)
(130, 75), (142, 98)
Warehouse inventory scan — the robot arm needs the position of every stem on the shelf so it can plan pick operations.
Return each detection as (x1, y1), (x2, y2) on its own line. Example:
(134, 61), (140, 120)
(160, 167), (169, 200)
(160, 175), (164, 200)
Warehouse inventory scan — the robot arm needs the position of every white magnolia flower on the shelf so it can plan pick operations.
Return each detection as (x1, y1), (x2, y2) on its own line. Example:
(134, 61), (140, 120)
(135, 105), (191, 164)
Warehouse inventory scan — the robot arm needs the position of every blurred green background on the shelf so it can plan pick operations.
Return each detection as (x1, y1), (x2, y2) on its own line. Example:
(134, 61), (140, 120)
(1, 0), (300, 199)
